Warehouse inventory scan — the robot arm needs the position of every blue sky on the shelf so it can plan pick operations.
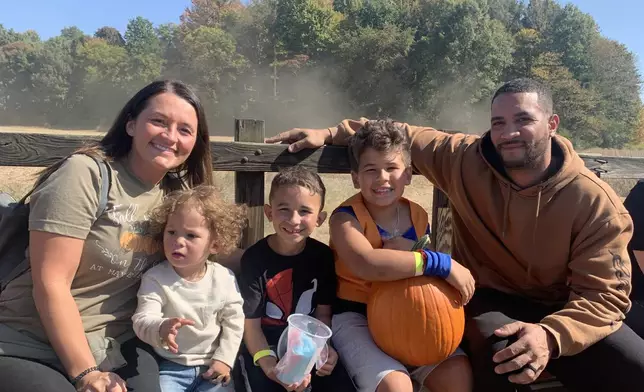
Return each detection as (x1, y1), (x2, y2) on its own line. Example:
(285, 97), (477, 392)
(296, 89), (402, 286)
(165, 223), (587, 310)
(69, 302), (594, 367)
(566, 0), (643, 82)
(1, 0), (642, 88)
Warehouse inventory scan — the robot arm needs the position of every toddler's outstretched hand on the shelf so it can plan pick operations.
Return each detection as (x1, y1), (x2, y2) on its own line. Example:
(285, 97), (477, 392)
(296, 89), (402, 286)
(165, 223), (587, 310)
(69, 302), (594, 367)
(444, 260), (475, 305)
(159, 317), (195, 353)
(202, 360), (231, 385)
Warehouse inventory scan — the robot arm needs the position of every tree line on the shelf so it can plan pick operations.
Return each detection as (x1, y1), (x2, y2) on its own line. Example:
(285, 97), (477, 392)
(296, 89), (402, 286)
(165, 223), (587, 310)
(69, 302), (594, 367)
(0, 0), (642, 148)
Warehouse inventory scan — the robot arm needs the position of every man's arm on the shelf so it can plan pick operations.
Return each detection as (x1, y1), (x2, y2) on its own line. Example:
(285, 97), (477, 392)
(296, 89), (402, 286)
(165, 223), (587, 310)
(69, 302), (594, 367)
(266, 118), (480, 194)
(539, 211), (633, 357)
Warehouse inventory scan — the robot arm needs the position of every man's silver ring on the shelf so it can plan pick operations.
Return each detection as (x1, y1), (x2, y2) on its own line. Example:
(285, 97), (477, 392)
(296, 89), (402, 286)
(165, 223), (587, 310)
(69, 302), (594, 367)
(526, 364), (539, 374)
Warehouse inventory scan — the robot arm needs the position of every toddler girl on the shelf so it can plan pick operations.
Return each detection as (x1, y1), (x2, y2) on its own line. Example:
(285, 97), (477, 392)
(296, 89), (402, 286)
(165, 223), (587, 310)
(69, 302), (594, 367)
(133, 185), (247, 392)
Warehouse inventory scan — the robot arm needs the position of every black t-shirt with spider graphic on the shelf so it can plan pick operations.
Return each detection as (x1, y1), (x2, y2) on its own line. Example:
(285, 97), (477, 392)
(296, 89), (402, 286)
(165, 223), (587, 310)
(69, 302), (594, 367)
(239, 236), (336, 344)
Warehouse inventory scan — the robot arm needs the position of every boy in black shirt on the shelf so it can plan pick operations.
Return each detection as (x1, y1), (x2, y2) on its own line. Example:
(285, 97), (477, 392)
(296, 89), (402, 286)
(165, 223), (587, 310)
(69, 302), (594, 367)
(239, 166), (356, 392)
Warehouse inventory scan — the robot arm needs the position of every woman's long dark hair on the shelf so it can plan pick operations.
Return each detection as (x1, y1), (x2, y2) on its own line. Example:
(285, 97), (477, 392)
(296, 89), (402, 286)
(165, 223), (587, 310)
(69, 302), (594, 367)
(33, 80), (214, 193)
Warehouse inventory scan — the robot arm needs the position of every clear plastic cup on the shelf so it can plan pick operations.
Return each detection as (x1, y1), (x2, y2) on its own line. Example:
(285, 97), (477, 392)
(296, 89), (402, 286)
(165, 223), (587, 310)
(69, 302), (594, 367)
(275, 313), (332, 385)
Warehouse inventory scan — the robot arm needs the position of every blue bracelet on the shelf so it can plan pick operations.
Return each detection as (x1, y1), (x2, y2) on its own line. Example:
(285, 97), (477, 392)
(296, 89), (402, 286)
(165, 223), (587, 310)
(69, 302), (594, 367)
(422, 249), (452, 278)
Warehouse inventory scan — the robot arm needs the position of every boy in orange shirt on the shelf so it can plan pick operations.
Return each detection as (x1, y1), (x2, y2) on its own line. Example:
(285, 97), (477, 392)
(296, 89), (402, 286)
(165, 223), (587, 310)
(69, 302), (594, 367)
(329, 119), (474, 392)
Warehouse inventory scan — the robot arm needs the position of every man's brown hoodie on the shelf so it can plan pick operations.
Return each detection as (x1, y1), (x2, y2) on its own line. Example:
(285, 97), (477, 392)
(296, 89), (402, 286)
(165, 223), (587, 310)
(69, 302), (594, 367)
(328, 118), (634, 357)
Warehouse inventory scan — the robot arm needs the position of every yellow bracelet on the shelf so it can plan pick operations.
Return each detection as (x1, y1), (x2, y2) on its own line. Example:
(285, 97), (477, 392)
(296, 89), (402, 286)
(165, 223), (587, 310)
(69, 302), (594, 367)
(414, 251), (424, 276)
(253, 349), (277, 366)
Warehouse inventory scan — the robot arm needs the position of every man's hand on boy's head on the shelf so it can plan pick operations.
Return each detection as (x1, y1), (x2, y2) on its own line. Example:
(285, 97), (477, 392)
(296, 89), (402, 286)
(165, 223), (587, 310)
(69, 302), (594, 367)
(315, 345), (338, 377)
(202, 360), (231, 385)
(159, 317), (195, 353)
(444, 261), (475, 306)
(383, 236), (416, 251)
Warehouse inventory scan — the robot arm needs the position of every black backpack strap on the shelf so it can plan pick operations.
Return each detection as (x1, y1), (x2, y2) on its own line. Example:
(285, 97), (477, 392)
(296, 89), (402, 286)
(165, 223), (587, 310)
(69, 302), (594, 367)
(88, 155), (111, 219)
(0, 155), (111, 291)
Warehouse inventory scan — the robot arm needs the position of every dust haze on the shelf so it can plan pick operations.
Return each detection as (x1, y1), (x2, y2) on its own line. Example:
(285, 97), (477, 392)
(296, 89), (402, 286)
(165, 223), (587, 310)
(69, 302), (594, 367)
(205, 66), (494, 138)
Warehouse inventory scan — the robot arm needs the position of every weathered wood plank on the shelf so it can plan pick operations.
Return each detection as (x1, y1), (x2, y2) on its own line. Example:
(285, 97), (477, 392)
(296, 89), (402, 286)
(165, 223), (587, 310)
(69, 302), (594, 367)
(431, 188), (453, 254)
(0, 131), (102, 167)
(210, 141), (352, 173)
(0, 131), (353, 172)
(579, 155), (644, 179)
(234, 120), (265, 249)
(1, 131), (644, 179)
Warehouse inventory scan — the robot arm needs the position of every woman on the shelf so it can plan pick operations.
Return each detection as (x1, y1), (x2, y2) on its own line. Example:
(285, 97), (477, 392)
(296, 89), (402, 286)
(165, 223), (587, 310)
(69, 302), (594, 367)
(0, 80), (222, 392)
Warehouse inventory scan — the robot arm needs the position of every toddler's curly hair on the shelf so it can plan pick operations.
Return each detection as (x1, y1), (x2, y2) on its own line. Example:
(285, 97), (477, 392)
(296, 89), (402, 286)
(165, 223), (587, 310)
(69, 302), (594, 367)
(148, 185), (248, 255)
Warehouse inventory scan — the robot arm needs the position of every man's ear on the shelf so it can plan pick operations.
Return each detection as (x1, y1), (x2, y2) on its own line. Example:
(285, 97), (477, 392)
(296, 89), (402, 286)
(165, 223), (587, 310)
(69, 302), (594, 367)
(404, 166), (412, 186)
(548, 114), (560, 137)
(351, 171), (360, 189)
(317, 211), (328, 227)
(264, 204), (273, 221)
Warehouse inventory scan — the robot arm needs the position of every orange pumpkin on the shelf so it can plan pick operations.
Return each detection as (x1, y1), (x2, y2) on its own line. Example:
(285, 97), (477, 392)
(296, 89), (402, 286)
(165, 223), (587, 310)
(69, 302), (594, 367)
(367, 276), (465, 367)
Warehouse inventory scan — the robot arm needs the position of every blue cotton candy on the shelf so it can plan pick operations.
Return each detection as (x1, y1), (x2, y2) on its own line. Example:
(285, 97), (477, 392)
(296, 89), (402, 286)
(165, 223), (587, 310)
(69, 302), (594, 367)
(276, 334), (317, 384)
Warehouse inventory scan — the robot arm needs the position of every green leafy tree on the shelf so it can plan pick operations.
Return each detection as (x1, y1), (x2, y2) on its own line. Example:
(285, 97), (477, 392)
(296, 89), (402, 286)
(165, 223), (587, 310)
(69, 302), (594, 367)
(487, 0), (525, 33)
(408, 0), (514, 128)
(0, 41), (40, 123)
(181, 26), (247, 104)
(548, 4), (599, 82)
(77, 38), (129, 128)
(505, 28), (542, 78)
(95, 26), (125, 46)
(587, 37), (642, 148)
(336, 24), (414, 117)
(180, 0), (244, 31)
(124, 17), (164, 90)
(531, 52), (600, 147)
(273, 0), (342, 57)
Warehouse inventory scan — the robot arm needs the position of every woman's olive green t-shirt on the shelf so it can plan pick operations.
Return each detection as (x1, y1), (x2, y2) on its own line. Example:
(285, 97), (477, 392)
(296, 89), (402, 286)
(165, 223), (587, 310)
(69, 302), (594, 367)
(0, 154), (165, 371)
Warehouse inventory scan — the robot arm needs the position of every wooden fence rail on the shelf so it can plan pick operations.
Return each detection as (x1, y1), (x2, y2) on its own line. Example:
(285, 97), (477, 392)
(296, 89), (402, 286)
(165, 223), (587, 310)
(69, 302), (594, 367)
(3, 119), (644, 251)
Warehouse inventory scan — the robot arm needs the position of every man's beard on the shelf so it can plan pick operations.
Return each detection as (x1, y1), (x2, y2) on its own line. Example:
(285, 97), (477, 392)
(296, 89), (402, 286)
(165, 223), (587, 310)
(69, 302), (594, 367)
(497, 138), (549, 170)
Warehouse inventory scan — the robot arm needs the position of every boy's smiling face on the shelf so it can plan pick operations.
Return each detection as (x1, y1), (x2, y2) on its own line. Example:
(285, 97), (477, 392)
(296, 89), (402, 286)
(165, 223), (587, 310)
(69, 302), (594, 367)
(264, 185), (327, 246)
(352, 147), (412, 207)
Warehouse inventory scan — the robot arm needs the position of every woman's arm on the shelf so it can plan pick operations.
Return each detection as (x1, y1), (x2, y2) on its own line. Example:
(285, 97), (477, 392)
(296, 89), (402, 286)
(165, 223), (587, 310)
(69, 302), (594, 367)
(30, 231), (104, 381)
(27, 155), (127, 390)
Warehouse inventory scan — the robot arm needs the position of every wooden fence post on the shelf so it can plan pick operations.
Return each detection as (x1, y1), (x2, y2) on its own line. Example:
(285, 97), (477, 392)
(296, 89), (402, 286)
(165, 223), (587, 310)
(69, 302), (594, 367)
(431, 187), (453, 254)
(234, 119), (265, 248)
